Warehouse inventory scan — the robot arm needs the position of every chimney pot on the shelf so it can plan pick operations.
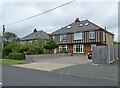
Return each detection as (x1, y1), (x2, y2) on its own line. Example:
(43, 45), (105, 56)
(74, 18), (80, 25)
(75, 18), (80, 22)
(33, 28), (37, 32)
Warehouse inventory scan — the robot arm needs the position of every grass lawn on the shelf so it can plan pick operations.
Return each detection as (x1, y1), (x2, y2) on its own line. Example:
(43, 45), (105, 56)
(0, 59), (28, 65)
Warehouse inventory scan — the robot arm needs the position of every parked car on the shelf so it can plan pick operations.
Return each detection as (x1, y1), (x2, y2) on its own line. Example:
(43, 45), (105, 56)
(88, 51), (92, 59)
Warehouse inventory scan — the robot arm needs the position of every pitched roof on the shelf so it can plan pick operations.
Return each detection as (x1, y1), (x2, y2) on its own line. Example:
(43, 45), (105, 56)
(51, 19), (114, 35)
(20, 30), (49, 41)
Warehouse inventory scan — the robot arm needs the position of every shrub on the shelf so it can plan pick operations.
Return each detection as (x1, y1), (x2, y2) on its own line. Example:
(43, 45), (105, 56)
(44, 38), (58, 53)
(26, 45), (44, 55)
(8, 53), (25, 60)
(13, 44), (28, 53)
(59, 50), (68, 53)
(3, 42), (18, 56)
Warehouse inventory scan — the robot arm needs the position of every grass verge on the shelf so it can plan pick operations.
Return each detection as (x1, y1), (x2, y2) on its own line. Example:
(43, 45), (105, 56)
(0, 59), (28, 65)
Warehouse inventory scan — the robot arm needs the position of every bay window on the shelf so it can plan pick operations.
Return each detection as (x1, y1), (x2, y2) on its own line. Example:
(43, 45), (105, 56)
(73, 45), (84, 53)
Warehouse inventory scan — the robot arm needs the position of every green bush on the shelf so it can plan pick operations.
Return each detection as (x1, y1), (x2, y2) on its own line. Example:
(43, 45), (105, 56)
(26, 45), (44, 55)
(3, 42), (18, 56)
(59, 50), (68, 53)
(8, 53), (25, 60)
(13, 44), (28, 53)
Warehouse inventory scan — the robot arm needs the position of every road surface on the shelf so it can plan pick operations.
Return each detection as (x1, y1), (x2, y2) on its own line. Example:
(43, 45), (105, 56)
(2, 64), (118, 86)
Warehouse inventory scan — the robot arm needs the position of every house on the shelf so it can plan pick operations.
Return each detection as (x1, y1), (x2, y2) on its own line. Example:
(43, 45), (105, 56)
(20, 29), (49, 45)
(51, 18), (114, 54)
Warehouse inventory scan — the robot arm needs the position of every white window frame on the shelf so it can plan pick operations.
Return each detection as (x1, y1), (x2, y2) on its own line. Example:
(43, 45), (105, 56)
(89, 31), (95, 39)
(53, 36), (55, 40)
(73, 44), (84, 53)
(60, 34), (66, 41)
(59, 45), (67, 52)
(74, 32), (83, 40)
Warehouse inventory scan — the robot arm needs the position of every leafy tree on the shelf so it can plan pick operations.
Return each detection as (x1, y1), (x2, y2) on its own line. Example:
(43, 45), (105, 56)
(14, 44), (28, 53)
(44, 38), (58, 53)
(3, 42), (18, 56)
(27, 45), (44, 55)
(32, 38), (45, 47)
(4, 32), (17, 43)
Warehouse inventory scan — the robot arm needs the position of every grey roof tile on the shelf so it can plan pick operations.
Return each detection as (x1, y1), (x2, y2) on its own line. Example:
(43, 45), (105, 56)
(51, 20), (114, 35)
(20, 30), (49, 41)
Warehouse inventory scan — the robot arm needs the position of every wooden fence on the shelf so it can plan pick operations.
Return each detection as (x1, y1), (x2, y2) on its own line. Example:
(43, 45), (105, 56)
(92, 45), (118, 65)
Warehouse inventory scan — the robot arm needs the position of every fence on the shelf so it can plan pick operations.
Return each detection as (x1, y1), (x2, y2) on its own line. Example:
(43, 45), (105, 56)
(92, 45), (118, 65)
(26, 53), (71, 62)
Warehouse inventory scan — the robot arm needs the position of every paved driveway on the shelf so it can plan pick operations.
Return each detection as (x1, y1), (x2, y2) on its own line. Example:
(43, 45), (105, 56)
(14, 56), (92, 71)
(38, 55), (91, 64)
(53, 61), (118, 82)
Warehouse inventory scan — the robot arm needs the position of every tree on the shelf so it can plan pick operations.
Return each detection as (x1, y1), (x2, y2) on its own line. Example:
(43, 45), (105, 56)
(4, 32), (17, 43)
(14, 44), (28, 53)
(113, 41), (120, 45)
(3, 42), (18, 57)
(44, 38), (58, 53)
(26, 45), (44, 55)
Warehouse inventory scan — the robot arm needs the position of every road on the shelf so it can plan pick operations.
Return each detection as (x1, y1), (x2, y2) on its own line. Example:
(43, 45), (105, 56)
(2, 64), (118, 86)
(0, 64), (2, 88)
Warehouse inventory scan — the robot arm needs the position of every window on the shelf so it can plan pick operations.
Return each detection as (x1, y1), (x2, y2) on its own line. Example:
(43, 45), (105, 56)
(73, 45), (84, 53)
(60, 34), (66, 41)
(59, 45), (67, 52)
(89, 31), (95, 39)
(53, 36), (55, 40)
(85, 22), (89, 26)
(79, 24), (83, 27)
(74, 32), (82, 40)
(66, 25), (71, 28)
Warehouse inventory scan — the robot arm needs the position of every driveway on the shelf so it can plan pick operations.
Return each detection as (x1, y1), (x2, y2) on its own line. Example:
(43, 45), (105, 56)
(38, 55), (91, 64)
(13, 56), (118, 85)
(14, 56), (92, 71)
(53, 61), (118, 82)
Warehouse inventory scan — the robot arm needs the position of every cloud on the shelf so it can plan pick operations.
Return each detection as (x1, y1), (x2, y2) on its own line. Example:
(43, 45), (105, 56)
(0, 1), (118, 41)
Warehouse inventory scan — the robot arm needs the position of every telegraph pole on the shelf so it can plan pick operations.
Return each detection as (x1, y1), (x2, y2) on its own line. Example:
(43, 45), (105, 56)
(1, 25), (5, 59)
(105, 27), (106, 45)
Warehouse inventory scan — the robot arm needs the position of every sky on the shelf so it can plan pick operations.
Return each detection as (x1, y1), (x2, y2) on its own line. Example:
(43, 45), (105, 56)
(0, 0), (119, 41)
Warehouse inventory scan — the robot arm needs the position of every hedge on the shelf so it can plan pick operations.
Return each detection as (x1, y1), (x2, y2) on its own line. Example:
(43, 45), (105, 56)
(8, 53), (25, 60)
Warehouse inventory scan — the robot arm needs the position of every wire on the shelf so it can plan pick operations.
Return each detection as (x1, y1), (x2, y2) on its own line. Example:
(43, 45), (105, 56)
(5, 0), (76, 26)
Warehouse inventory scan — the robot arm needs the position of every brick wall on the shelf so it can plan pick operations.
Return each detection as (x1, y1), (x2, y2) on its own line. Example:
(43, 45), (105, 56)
(84, 44), (91, 54)
(68, 45), (73, 54)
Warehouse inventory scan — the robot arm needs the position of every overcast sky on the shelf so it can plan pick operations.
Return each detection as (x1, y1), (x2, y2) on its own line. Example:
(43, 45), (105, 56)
(0, 0), (118, 41)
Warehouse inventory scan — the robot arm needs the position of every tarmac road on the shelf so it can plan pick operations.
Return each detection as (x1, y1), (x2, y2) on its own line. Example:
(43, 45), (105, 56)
(2, 64), (118, 86)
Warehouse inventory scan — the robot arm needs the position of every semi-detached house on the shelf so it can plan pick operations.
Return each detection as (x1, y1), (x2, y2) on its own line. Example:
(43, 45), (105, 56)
(51, 18), (114, 54)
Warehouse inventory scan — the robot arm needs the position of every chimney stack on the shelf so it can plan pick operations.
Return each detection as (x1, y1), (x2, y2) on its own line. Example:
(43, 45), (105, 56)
(74, 18), (80, 25)
(33, 28), (37, 33)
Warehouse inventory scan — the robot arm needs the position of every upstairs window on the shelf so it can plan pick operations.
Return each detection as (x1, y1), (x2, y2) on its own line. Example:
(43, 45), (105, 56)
(84, 22), (89, 26)
(89, 31), (95, 39)
(53, 36), (55, 40)
(60, 34), (66, 41)
(66, 25), (71, 28)
(79, 24), (83, 27)
(74, 32), (82, 40)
